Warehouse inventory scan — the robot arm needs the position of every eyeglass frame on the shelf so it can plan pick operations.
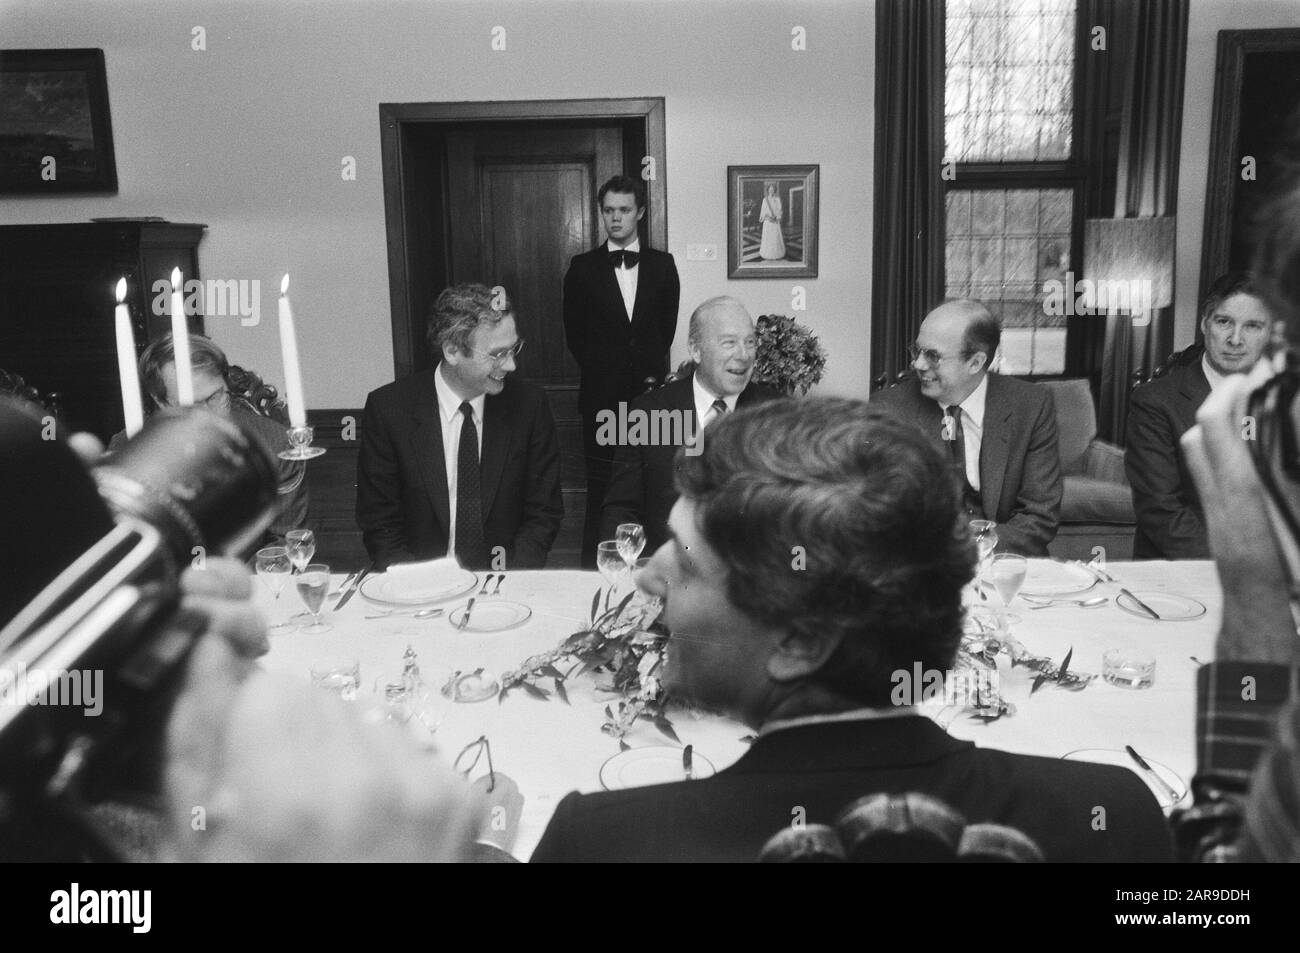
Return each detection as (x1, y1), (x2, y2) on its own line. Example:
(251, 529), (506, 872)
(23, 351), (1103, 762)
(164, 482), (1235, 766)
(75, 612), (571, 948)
(906, 343), (973, 367)
(453, 734), (496, 792)
(465, 339), (525, 367)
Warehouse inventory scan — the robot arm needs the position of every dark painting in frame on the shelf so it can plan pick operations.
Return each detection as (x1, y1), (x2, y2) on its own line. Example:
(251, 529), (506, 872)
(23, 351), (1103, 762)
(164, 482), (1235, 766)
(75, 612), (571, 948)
(1200, 29), (1300, 303)
(0, 48), (118, 194)
(728, 164), (818, 279)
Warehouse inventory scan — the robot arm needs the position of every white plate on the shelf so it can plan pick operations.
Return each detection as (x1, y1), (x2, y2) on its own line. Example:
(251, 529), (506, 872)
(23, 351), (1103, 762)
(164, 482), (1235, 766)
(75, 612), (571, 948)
(599, 746), (717, 790)
(448, 600), (532, 632)
(1115, 591), (1206, 622)
(1062, 748), (1189, 809)
(359, 569), (477, 608)
(1019, 561), (1098, 598)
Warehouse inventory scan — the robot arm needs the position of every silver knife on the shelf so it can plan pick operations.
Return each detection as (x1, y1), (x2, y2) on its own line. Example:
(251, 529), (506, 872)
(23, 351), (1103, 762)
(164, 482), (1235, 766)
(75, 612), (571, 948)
(329, 570), (358, 597)
(1125, 745), (1180, 803)
(1119, 588), (1161, 620)
(457, 597), (476, 630)
(334, 564), (372, 611)
(683, 744), (694, 780)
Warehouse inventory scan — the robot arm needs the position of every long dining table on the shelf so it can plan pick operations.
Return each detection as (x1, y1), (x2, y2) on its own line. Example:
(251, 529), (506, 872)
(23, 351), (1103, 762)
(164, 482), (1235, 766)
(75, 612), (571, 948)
(254, 559), (1221, 860)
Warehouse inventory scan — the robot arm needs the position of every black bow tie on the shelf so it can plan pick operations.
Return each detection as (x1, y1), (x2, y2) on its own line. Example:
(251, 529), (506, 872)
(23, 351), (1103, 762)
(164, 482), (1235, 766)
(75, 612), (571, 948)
(608, 249), (640, 268)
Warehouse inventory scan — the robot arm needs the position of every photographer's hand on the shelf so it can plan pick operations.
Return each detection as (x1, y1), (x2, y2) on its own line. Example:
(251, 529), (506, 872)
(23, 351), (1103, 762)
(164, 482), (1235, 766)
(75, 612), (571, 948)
(1181, 361), (1299, 665)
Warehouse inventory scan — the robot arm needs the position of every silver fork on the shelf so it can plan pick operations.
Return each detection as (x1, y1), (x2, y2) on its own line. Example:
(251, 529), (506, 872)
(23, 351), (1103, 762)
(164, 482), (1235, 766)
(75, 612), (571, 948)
(478, 574), (495, 595)
(491, 574), (505, 596)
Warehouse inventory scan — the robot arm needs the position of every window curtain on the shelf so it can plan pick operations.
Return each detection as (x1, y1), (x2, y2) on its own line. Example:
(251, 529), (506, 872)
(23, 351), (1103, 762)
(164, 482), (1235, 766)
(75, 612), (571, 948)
(1097, 0), (1188, 441)
(871, 0), (946, 390)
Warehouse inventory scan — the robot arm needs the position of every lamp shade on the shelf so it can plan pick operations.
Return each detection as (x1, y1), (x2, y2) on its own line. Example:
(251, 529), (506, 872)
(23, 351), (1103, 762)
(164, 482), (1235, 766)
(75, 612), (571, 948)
(1084, 217), (1175, 311)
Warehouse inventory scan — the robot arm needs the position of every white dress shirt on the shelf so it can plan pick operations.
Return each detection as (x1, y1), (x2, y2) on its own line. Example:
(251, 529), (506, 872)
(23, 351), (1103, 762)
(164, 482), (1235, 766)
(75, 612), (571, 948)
(934, 374), (988, 491)
(434, 363), (485, 558)
(1201, 354), (1229, 394)
(607, 237), (640, 321)
(692, 374), (738, 431)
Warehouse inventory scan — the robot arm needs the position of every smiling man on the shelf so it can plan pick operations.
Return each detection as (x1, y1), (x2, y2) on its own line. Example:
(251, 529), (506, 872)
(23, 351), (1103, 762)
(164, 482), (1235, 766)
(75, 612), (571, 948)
(870, 299), (1062, 556)
(563, 175), (680, 566)
(1126, 273), (1272, 559)
(356, 283), (563, 570)
(531, 399), (1170, 862)
(599, 296), (779, 553)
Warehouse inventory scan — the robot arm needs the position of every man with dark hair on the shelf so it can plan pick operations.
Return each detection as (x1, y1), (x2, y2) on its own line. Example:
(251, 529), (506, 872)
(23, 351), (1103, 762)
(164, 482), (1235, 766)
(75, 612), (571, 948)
(598, 296), (778, 552)
(356, 283), (563, 570)
(532, 398), (1169, 862)
(111, 332), (308, 543)
(1126, 272), (1271, 558)
(564, 174), (680, 566)
(870, 299), (1062, 556)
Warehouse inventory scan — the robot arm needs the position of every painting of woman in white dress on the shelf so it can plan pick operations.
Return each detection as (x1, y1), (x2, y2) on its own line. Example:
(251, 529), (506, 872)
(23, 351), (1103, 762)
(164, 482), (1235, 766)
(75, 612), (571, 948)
(728, 165), (818, 279)
(758, 183), (786, 260)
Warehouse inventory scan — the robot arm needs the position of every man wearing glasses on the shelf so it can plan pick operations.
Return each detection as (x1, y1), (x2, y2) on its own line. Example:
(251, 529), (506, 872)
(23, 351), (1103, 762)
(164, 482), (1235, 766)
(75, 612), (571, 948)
(871, 299), (1062, 556)
(356, 283), (563, 571)
(1126, 273), (1271, 559)
(111, 332), (309, 545)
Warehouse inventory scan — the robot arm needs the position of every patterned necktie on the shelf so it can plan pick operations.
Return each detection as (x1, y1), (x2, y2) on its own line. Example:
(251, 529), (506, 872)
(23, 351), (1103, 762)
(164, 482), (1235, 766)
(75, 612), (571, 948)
(709, 398), (728, 424)
(455, 401), (487, 569)
(945, 405), (981, 516)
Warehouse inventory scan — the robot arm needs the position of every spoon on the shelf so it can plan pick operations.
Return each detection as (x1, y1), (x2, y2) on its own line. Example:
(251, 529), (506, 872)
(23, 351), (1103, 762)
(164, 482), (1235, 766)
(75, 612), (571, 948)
(365, 608), (444, 620)
(1026, 596), (1108, 610)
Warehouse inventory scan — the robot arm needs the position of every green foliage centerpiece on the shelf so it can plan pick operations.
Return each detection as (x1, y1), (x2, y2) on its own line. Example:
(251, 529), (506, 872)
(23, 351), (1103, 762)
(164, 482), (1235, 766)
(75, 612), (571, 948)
(752, 313), (828, 396)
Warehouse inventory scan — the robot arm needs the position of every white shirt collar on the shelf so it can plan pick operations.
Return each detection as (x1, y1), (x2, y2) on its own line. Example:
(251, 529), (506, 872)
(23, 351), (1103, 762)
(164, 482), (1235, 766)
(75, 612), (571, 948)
(605, 237), (641, 254)
(1201, 354), (1229, 393)
(434, 362), (485, 424)
(934, 372), (989, 425)
(692, 372), (738, 422)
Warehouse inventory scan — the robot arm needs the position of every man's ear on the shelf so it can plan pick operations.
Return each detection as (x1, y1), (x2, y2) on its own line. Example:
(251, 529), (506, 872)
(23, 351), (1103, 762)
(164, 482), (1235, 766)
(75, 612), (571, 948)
(968, 351), (988, 375)
(765, 625), (843, 683)
(635, 205), (646, 222)
(687, 340), (703, 366)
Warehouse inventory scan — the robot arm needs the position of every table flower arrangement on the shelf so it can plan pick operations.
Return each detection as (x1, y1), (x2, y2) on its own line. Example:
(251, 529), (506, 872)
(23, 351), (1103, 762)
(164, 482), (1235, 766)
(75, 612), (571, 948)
(499, 588), (677, 747)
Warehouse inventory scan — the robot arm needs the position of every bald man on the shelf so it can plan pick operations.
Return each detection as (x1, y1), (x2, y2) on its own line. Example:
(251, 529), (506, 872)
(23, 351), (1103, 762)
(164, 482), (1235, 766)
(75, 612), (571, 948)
(600, 297), (780, 553)
(871, 300), (1062, 556)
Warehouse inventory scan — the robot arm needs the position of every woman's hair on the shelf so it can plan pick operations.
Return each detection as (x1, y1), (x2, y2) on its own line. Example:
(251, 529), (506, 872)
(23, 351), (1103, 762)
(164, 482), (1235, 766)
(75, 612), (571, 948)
(139, 333), (229, 409)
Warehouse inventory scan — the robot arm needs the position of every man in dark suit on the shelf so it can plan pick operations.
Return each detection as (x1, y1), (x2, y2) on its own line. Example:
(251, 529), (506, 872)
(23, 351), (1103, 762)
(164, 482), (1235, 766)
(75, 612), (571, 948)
(1126, 273), (1271, 559)
(356, 284), (563, 571)
(532, 399), (1170, 862)
(564, 174), (680, 566)
(870, 299), (1061, 556)
(599, 296), (779, 553)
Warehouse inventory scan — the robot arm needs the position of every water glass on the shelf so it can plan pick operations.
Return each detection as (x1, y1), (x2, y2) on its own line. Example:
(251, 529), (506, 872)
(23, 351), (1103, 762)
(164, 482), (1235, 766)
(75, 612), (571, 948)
(309, 656), (361, 699)
(296, 562), (333, 633)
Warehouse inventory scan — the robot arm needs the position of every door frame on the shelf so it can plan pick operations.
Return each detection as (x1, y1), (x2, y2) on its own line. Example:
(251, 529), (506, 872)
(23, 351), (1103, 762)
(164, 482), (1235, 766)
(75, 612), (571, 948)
(378, 97), (667, 380)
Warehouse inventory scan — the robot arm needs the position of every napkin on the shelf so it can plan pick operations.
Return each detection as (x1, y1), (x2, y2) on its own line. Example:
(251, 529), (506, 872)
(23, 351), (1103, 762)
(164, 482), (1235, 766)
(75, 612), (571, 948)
(386, 557), (464, 599)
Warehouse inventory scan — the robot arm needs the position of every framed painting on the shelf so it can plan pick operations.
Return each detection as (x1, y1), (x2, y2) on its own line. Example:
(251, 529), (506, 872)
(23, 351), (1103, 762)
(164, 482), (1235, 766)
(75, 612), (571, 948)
(0, 48), (118, 193)
(727, 164), (818, 279)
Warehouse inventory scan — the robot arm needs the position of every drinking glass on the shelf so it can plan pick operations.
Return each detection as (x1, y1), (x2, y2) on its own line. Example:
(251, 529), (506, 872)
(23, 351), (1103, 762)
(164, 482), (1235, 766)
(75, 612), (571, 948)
(987, 554), (1027, 627)
(254, 546), (293, 631)
(285, 528), (316, 573)
(596, 540), (627, 597)
(309, 656), (360, 699)
(969, 520), (998, 573)
(296, 562), (333, 633)
(616, 523), (646, 568)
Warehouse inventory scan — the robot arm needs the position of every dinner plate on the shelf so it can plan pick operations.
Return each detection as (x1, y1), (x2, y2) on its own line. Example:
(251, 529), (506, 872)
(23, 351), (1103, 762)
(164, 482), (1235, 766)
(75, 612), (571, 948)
(1018, 560), (1098, 598)
(1114, 591), (1206, 622)
(1062, 748), (1189, 809)
(359, 569), (477, 608)
(448, 600), (532, 632)
(599, 746), (717, 791)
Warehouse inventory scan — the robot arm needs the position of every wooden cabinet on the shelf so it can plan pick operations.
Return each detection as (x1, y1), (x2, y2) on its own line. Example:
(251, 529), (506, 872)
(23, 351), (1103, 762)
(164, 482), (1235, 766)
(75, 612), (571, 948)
(0, 220), (206, 440)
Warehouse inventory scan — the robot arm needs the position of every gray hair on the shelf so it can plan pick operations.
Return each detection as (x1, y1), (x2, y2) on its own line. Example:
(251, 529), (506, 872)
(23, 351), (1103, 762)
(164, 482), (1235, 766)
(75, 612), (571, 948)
(687, 295), (749, 347)
(426, 284), (513, 358)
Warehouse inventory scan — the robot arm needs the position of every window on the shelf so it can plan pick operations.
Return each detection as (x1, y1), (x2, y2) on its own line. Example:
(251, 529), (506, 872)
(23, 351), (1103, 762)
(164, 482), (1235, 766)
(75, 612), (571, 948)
(943, 0), (1081, 375)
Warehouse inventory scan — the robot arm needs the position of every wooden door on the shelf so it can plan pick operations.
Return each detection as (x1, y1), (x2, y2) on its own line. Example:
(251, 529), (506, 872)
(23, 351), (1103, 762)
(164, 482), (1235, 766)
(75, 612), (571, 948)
(443, 124), (623, 487)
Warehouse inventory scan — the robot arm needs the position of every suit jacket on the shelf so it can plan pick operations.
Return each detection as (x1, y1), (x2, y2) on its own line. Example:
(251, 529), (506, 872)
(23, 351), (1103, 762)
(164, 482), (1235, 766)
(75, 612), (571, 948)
(355, 369), (563, 570)
(598, 375), (780, 553)
(531, 716), (1172, 862)
(562, 244), (680, 412)
(1125, 362), (1212, 559)
(870, 374), (1062, 556)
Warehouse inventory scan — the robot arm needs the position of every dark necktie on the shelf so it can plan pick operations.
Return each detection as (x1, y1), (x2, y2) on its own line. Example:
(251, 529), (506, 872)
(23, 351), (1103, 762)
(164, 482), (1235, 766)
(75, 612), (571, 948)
(455, 401), (487, 569)
(608, 249), (641, 269)
(708, 398), (728, 424)
(944, 405), (982, 516)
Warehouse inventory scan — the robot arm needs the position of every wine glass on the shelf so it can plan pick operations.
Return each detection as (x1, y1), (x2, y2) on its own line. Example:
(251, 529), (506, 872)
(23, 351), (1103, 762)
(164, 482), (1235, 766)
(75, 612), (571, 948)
(596, 540), (627, 599)
(285, 529), (317, 622)
(254, 546), (293, 631)
(969, 520), (998, 571)
(616, 523), (646, 568)
(987, 554), (1027, 628)
(295, 562), (333, 633)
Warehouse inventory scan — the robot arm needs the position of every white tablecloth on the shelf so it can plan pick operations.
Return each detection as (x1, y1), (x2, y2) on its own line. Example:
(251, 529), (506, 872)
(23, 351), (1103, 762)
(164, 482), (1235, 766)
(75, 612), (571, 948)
(255, 560), (1220, 859)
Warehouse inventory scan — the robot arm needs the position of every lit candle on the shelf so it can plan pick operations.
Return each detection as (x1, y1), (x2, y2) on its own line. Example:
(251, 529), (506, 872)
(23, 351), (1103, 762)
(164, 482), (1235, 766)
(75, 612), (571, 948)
(113, 277), (144, 436)
(170, 267), (194, 406)
(278, 274), (307, 427)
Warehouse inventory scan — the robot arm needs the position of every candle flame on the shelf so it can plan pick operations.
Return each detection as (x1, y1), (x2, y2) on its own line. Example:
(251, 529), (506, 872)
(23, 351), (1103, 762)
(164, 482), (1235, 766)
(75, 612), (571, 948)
(281, 274), (290, 295)
(115, 277), (127, 303)
(171, 266), (182, 289)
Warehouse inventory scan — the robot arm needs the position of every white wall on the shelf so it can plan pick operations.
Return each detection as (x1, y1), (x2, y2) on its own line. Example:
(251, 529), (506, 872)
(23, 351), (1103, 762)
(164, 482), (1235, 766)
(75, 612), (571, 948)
(0, 0), (873, 407)
(1175, 0), (1300, 343)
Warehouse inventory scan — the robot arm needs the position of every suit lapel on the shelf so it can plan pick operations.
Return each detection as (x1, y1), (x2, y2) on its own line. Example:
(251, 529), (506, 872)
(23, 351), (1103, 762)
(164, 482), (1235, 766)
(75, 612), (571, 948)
(629, 251), (652, 326)
(979, 375), (1011, 519)
(1179, 361), (1211, 413)
(480, 390), (513, 517)
(412, 386), (450, 537)
(594, 245), (631, 323)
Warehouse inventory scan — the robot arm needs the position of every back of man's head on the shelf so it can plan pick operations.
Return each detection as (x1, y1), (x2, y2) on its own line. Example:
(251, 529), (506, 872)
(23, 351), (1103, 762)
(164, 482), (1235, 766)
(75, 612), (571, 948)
(675, 397), (975, 707)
